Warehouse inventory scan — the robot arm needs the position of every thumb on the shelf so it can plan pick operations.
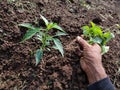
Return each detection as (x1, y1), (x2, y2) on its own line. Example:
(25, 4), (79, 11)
(76, 36), (90, 48)
(80, 57), (87, 71)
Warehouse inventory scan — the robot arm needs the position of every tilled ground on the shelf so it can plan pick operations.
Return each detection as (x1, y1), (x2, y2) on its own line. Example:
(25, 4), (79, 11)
(0, 0), (120, 90)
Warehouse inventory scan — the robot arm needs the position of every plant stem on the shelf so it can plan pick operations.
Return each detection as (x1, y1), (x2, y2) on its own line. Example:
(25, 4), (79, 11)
(41, 29), (48, 50)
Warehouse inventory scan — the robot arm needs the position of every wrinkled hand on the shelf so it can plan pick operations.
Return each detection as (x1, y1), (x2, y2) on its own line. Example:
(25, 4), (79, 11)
(76, 36), (107, 84)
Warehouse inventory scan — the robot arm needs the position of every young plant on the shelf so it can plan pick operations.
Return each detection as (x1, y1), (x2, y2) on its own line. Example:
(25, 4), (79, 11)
(19, 15), (67, 65)
(81, 22), (114, 55)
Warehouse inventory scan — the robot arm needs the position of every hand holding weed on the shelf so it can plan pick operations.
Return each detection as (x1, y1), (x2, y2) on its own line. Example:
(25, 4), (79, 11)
(76, 36), (107, 84)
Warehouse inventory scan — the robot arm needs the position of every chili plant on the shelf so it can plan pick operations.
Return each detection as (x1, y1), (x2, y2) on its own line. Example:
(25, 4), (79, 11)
(19, 15), (67, 65)
(81, 22), (114, 55)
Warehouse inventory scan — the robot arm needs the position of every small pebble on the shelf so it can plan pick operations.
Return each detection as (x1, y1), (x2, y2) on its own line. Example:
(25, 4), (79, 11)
(0, 28), (3, 33)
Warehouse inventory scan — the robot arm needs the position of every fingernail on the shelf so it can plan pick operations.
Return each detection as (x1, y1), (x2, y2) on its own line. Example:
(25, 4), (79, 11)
(77, 36), (81, 41)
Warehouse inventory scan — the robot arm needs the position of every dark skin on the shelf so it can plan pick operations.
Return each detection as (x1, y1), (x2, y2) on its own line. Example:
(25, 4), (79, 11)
(76, 36), (107, 84)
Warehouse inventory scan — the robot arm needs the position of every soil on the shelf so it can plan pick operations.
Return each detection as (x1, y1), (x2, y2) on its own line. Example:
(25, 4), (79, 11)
(0, 0), (120, 90)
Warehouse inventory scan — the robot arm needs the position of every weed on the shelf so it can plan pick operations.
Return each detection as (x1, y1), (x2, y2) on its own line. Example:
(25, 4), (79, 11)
(81, 22), (114, 54)
(19, 15), (67, 65)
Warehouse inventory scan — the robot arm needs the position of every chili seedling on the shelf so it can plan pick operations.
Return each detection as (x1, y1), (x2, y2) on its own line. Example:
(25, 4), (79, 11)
(19, 15), (67, 65)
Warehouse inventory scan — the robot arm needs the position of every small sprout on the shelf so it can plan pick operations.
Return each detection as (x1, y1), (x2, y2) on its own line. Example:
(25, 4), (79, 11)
(81, 22), (114, 55)
(19, 15), (67, 65)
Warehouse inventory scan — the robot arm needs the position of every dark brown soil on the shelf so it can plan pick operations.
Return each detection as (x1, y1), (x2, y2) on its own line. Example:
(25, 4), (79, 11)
(0, 0), (120, 90)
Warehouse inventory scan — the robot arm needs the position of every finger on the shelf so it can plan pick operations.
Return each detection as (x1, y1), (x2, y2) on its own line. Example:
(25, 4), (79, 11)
(80, 35), (84, 38)
(75, 48), (83, 57)
(76, 36), (90, 48)
(80, 57), (87, 71)
(93, 43), (101, 52)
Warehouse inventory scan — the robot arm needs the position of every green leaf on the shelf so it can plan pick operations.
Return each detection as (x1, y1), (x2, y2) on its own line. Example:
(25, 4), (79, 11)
(53, 38), (64, 57)
(46, 35), (53, 41)
(54, 31), (68, 37)
(46, 48), (51, 51)
(40, 15), (49, 26)
(18, 23), (34, 29)
(35, 49), (43, 65)
(111, 33), (115, 38)
(45, 41), (50, 46)
(101, 46), (109, 55)
(89, 22), (103, 37)
(90, 37), (102, 44)
(103, 32), (114, 42)
(91, 25), (103, 37)
(21, 28), (41, 42)
(36, 32), (43, 42)
(81, 25), (90, 36)
(52, 45), (58, 50)
(90, 22), (95, 27)
(43, 35), (53, 46)
(47, 23), (55, 30)
(47, 23), (64, 32)
(52, 23), (64, 32)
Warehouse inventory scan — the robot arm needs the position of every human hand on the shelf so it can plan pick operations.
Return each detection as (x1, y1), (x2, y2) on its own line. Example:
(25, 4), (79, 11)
(76, 36), (107, 84)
